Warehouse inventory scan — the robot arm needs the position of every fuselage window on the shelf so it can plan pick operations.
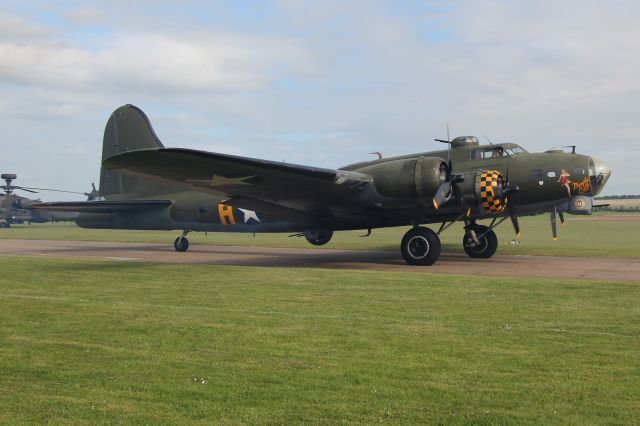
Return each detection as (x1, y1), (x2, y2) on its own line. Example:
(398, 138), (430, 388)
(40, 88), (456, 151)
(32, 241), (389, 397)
(547, 170), (558, 178)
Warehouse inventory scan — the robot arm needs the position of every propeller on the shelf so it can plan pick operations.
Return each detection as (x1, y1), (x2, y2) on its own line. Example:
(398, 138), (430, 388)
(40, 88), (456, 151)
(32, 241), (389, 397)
(432, 163), (453, 209)
(559, 211), (565, 226)
(433, 126), (464, 210)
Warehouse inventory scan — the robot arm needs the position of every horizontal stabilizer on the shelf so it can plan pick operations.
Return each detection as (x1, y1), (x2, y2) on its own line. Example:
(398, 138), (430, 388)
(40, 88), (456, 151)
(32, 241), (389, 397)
(30, 200), (172, 213)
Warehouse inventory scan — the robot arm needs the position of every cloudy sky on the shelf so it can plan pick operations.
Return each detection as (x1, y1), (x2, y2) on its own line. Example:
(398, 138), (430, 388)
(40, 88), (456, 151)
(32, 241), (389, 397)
(1, 0), (638, 200)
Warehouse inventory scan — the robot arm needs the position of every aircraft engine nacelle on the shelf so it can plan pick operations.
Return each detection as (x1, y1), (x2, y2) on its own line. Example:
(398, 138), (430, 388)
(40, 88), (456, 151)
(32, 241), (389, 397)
(457, 169), (509, 215)
(360, 157), (447, 205)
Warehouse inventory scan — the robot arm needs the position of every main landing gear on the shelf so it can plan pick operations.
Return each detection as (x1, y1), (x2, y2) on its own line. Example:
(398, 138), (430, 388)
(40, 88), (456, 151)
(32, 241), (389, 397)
(400, 221), (499, 266)
(174, 230), (190, 252)
(400, 227), (441, 266)
(462, 224), (498, 259)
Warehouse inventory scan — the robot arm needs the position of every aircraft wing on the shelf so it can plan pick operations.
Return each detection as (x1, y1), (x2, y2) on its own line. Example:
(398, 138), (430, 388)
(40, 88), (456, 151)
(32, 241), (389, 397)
(103, 148), (372, 211)
(30, 200), (172, 213)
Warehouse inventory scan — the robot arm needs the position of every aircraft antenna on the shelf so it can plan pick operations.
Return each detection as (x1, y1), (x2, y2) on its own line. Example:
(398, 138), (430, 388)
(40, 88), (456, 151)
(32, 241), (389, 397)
(484, 134), (495, 145)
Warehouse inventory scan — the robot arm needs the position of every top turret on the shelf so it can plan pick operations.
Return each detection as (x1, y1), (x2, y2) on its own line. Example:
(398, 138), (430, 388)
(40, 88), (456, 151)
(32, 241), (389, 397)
(451, 136), (479, 148)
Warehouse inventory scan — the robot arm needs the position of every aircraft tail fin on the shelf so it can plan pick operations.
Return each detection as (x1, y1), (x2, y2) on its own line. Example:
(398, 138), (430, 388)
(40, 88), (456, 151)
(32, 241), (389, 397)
(99, 105), (176, 198)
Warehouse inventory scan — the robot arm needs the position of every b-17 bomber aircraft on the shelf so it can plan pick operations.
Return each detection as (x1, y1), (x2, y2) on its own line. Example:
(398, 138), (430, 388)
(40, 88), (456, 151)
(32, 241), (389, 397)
(34, 105), (611, 265)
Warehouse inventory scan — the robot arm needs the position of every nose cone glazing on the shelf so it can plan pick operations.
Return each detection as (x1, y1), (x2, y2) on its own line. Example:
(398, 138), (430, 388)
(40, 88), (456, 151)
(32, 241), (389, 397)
(589, 157), (611, 196)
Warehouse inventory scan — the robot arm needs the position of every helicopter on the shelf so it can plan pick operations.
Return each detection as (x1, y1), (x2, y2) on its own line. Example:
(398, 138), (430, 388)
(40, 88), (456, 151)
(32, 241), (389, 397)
(0, 173), (97, 227)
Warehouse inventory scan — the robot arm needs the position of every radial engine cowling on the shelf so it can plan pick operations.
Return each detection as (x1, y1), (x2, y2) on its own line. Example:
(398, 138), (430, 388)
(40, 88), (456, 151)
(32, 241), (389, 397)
(360, 157), (447, 206)
(474, 169), (508, 214)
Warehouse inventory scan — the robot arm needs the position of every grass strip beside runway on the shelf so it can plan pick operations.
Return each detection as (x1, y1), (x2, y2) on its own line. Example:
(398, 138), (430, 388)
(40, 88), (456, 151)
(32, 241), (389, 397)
(1, 257), (638, 424)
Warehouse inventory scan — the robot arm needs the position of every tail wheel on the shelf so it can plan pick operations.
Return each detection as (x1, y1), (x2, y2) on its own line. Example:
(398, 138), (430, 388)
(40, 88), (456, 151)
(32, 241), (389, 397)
(401, 227), (441, 266)
(174, 236), (189, 252)
(304, 229), (333, 246)
(463, 225), (497, 259)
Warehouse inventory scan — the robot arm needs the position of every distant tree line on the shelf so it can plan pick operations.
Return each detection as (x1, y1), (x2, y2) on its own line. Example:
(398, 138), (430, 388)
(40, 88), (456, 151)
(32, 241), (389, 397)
(595, 194), (640, 199)
(594, 195), (640, 212)
(596, 205), (640, 212)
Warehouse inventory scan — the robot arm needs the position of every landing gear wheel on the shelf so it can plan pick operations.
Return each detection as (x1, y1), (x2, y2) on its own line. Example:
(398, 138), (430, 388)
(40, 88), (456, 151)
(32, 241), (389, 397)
(401, 227), (441, 266)
(463, 225), (498, 259)
(174, 236), (189, 252)
(304, 229), (333, 246)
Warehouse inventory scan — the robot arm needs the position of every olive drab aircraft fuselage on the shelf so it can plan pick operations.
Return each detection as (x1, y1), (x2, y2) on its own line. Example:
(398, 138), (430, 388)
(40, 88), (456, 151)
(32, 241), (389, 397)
(34, 105), (611, 265)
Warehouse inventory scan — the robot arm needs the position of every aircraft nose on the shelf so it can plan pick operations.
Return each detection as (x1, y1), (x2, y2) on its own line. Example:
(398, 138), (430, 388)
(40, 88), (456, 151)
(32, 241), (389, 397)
(589, 157), (611, 196)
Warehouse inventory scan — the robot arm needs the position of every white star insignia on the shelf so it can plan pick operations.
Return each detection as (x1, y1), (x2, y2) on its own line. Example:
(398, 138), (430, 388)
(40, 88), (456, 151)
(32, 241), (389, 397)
(237, 208), (260, 223)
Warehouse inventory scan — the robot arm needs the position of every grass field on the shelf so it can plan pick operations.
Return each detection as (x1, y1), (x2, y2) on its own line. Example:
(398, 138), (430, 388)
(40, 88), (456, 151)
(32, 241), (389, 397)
(2, 212), (640, 258)
(1, 257), (638, 424)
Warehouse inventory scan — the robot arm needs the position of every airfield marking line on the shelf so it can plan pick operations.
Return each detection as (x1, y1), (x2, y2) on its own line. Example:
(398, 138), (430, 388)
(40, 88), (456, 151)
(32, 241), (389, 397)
(105, 256), (145, 261)
(1, 239), (639, 282)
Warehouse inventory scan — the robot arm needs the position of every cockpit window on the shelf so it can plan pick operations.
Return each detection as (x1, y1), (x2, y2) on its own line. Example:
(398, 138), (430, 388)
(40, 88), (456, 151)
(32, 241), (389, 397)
(469, 145), (527, 160)
(470, 147), (507, 160)
(505, 146), (527, 156)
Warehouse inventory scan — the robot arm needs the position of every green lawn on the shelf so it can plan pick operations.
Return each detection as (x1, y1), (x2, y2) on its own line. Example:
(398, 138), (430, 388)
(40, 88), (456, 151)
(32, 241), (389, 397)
(1, 257), (638, 424)
(2, 212), (640, 258)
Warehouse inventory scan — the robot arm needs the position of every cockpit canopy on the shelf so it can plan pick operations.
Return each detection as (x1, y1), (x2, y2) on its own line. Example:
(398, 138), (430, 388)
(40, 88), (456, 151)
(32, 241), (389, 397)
(469, 143), (528, 160)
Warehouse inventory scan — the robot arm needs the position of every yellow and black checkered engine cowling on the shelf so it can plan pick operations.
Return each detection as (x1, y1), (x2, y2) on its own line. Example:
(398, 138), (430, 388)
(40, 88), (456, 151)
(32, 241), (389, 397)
(475, 170), (507, 214)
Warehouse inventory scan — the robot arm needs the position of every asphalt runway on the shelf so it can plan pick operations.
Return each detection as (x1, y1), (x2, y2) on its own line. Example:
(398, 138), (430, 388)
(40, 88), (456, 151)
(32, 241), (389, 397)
(2, 239), (639, 281)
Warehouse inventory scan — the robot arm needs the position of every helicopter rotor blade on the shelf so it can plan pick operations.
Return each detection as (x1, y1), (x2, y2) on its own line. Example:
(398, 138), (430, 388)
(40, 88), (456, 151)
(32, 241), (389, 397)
(16, 188), (39, 194)
(19, 186), (85, 195)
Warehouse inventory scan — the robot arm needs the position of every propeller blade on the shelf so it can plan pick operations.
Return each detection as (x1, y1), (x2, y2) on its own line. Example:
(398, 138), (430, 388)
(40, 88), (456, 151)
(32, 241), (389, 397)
(550, 207), (558, 240)
(559, 211), (565, 226)
(432, 180), (452, 210)
(511, 214), (520, 237)
(509, 209), (520, 237)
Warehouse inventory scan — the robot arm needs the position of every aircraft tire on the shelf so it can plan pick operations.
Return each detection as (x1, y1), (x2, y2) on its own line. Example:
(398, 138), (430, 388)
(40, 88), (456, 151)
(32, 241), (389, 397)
(174, 236), (189, 252)
(401, 227), (441, 266)
(304, 229), (333, 246)
(463, 225), (497, 259)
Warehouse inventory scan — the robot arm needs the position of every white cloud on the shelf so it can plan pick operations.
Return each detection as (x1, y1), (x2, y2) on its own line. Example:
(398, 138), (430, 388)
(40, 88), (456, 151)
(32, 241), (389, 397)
(0, 12), (51, 40)
(64, 6), (106, 25)
(1, 1), (639, 197)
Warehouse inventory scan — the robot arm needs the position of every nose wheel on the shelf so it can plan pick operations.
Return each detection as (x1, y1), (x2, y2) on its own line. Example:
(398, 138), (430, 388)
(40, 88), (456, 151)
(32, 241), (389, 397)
(401, 227), (441, 266)
(463, 225), (497, 259)
(174, 230), (190, 252)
